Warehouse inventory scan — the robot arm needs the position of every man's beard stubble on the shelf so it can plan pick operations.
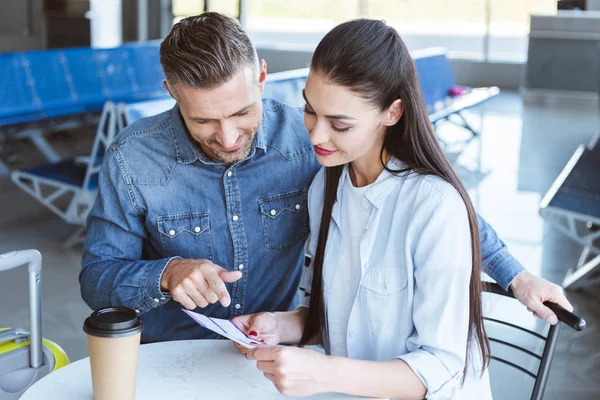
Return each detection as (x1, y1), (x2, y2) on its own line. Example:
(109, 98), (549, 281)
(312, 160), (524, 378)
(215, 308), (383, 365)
(209, 132), (255, 164)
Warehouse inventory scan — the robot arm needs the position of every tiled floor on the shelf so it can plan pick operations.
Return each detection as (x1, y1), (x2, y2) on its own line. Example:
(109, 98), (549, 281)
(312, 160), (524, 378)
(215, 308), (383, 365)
(0, 92), (599, 399)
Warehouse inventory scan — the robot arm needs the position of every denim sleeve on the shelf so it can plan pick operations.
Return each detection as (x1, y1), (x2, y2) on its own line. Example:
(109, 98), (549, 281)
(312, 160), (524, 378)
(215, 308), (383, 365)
(80, 146), (178, 314)
(477, 213), (525, 290)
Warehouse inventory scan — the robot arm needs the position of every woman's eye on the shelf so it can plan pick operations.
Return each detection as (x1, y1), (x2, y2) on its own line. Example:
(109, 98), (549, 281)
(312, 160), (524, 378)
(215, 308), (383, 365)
(331, 125), (350, 133)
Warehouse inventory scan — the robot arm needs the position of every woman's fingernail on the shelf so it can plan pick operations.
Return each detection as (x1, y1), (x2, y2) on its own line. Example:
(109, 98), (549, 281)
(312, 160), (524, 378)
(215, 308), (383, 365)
(547, 315), (558, 325)
(249, 331), (257, 337)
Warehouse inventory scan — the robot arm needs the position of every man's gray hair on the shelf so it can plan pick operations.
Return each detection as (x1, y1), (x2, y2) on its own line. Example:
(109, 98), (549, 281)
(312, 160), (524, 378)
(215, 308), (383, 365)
(160, 12), (259, 90)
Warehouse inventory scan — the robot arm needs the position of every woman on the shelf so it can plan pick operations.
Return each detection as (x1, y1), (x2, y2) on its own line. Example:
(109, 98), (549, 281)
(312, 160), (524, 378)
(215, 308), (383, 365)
(233, 19), (492, 399)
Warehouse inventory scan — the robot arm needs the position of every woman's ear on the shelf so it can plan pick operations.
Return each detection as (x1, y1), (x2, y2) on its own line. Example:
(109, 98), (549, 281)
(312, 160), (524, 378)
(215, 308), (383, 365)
(382, 99), (404, 126)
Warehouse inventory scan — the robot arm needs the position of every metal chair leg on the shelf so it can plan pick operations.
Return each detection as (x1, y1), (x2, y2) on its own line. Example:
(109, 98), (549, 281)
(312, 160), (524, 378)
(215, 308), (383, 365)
(531, 324), (561, 400)
(563, 253), (600, 289)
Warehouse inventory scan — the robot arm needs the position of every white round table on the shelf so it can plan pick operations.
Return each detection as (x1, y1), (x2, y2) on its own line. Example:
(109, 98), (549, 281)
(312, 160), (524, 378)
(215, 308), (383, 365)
(21, 340), (379, 399)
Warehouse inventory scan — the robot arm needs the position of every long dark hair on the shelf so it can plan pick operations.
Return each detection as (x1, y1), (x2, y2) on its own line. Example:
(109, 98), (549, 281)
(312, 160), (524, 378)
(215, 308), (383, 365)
(300, 19), (490, 374)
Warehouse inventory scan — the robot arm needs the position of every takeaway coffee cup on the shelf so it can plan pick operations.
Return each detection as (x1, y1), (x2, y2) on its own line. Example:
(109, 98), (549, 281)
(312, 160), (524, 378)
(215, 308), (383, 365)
(83, 307), (144, 400)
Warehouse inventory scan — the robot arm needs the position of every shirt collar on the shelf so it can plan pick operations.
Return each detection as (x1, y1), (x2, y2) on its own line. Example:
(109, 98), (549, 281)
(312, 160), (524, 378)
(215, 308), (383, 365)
(331, 158), (406, 226)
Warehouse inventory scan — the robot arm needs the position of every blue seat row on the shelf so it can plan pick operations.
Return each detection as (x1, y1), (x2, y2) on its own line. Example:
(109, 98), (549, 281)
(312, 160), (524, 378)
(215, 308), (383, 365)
(412, 48), (460, 113)
(0, 41), (166, 128)
(0, 44), (486, 130)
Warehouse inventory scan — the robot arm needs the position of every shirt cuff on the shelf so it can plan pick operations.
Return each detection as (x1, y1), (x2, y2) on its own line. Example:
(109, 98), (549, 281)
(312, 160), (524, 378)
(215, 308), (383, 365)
(296, 293), (310, 309)
(483, 248), (526, 291)
(397, 350), (463, 400)
(142, 256), (182, 310)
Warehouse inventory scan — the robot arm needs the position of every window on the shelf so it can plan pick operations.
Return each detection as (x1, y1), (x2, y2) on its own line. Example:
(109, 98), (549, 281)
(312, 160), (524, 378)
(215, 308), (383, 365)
(488, 0), (556, 62)
(208, 0), (239, 18)
(173, 0), (558, 62)
(363, 0), (488, 60)
(245, 0), (360, 49)
(247, 0), (359, 31)
(172, 0), (239, 24)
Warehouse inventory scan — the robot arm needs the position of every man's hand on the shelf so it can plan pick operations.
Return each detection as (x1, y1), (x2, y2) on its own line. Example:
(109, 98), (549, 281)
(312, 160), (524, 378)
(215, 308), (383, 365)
(160, 258), (242, 309)
(510, 271), (574, 325)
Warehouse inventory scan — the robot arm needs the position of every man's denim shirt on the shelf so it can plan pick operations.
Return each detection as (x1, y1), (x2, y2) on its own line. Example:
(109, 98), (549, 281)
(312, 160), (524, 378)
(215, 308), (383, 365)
(80, 98), (524, 343)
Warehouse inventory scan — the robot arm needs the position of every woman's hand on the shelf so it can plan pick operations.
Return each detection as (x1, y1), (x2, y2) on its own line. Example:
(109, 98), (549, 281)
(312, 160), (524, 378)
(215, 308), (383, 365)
(246, 346), (332, 397)
(231, 312), (280, 355)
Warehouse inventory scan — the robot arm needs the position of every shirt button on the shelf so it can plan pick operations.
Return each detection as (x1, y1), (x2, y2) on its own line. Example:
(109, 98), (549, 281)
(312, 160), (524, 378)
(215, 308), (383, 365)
(153, 298), (160, 303)
(348, 330), (353, 338)
(169, 229), (176, 236)
(270, 209), (277, 216)
(295, 204), (301, 210)
(238, 264), (244, 270)
(135, 309), (140, 314)
(361, 197), (369, 209)
(227, 171), (232, 177)
(160, 297), (166, 300)
(194, 226), (201, 233)
(232, 215), (239, 222)
(235, 304), (241, 310)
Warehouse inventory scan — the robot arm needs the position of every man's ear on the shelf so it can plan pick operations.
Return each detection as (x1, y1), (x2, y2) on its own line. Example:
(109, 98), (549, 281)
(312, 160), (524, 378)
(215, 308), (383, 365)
(382, 98), (404, 126)
(163, 80), (176, 100)
(258, 59), (267, 92)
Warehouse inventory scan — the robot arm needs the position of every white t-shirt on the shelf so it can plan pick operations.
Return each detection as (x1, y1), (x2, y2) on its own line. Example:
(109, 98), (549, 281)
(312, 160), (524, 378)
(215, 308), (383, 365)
(326, 168), (371, 357)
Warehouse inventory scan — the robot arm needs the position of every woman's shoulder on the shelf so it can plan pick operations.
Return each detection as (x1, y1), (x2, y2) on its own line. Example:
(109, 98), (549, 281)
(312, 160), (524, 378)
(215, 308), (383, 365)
(387, 158), (459, 200)
(416, 174), (461, 199)
(395, 171), (467, 219)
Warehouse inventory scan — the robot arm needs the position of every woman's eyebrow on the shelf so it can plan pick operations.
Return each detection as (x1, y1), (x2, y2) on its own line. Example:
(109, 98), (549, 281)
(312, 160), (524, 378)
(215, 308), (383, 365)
(302, 89), (357, 121)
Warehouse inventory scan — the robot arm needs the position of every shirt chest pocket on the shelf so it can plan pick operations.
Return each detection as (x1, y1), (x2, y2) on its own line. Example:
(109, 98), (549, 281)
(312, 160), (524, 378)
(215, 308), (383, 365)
(259, 189), (308, 252)
(157, 213), (214, 260)
(360, 266), (408, 295)
(358, 266), (410, 336)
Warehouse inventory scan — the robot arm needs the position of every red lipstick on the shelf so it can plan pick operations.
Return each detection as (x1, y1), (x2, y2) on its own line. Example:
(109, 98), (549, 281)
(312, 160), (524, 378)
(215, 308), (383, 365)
(314, 146), (337, 156)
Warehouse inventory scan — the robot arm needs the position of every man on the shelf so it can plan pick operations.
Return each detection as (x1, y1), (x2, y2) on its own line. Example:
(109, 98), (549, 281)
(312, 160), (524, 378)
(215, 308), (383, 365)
(80, 12), (572, 343)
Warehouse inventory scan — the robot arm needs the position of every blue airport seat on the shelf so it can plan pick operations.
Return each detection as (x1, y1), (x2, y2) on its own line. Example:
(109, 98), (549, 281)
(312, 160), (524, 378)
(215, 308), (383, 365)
(61, 47), (107, 111)
(18, 160), (91, 189)
(414, 49), (458, 112)
(539, 134), (600, 288)
(413, 48), (499, 135)
(93, 47), (136, 103)
(0, 53), (39, 126)
(544, 140), (600, 220)
(24, 50), (83, 119)
(124, 41), (166, 99)
(11, 101), (119, 237)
